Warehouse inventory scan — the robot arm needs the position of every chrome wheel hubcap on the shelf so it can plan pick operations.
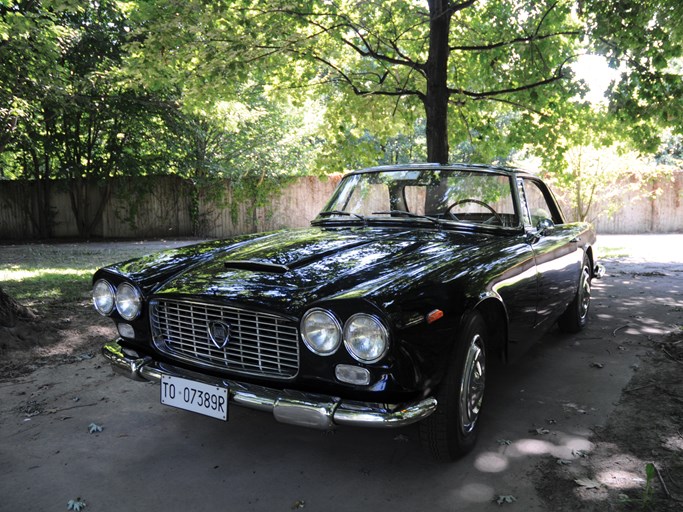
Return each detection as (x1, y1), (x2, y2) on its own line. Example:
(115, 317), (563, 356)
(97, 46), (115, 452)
(459, 334), (486, 434)
(579, 266), (591, 320)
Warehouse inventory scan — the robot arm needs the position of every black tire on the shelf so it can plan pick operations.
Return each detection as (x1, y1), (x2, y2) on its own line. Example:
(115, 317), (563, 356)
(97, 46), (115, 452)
(419, 311), (487, 462)
(558, 255), (592, 333)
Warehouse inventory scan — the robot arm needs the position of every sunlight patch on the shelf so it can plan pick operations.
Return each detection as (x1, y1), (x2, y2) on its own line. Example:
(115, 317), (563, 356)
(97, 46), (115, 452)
(474, 452), (509, 473)
(595, 469), (645, 490)
(457, 483), (495, 503)
(0, 268), (92, 281)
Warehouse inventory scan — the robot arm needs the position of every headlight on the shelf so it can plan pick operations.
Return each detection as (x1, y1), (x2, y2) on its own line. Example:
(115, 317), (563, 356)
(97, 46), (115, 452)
(115, 283), (142, 321)
(92, 279), (115, 316)
(301, 308), (342, 356)
(343, 313), (389, 363)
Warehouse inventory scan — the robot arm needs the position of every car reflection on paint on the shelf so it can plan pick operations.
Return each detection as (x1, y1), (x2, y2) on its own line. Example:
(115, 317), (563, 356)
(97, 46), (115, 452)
(94, 163), (604, 461)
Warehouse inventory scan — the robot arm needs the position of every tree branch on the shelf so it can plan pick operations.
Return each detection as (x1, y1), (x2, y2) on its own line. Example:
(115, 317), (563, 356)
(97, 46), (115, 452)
(449, 59), (569, 99)
(245, 6), (427, 75)
(471, 96), (546, 116)
(533, 0), (559, 37)
(310, 53), (424, 100)
(340, 25), (426, 75)
(450, 31), (582, 52)
(450, 1), (477, 13)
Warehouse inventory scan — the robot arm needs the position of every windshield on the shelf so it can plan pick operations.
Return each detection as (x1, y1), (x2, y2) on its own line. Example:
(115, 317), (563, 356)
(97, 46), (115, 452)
(317, 168), (519, 229)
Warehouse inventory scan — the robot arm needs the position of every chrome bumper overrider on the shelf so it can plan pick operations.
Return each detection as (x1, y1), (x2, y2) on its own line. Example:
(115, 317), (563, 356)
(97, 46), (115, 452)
(102, 340), (437, 430)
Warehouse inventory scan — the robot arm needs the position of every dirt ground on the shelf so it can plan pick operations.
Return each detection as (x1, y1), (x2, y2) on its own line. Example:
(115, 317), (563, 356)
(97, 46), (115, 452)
(536, 237), (683, 511)
(0, 300), (112, 378)
(0, 235), (682, 511)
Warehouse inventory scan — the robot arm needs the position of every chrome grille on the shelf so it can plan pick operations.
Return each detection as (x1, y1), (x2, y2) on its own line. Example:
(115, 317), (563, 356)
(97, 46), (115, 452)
(150, 299), (299, 379)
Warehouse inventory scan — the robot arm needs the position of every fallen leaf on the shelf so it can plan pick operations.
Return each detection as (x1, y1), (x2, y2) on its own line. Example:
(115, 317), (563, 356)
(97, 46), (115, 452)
(575, 478), (601, 489)
(556, 459), (573, 465)
(291, 499), (305, 509)
(572, 449), (589, 458)
(67, 498), (86, 511)
(393, 434), (409, 443)
(495, 495), (517, 505)
(88, 423), (102, 434)
(590, 362), (605, 369)
(529, 428), (550, 435)
(496, 439), (512, 446)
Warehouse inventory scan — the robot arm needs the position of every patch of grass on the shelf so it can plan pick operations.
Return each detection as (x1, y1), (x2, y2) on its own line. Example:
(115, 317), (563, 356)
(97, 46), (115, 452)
(0, 269), (93, 303)
(0, 243), (165, 306)
(597, 245), (630, 259)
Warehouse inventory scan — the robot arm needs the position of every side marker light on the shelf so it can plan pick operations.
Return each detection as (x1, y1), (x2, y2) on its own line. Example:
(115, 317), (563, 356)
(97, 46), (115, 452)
(426, 309), (444, 324)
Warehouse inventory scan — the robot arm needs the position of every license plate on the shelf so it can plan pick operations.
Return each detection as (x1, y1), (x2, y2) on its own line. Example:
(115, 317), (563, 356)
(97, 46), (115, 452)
(160, 375), (228, 421)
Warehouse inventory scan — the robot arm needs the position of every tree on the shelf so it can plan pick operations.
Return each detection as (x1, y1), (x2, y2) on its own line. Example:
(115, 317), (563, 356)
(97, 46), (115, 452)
(0, 0), (196, 237)
(582, 0), (683, 150)
(124, 0), (585, 165)
(168, 90), (324, 234)
(0, 0), (71, 236)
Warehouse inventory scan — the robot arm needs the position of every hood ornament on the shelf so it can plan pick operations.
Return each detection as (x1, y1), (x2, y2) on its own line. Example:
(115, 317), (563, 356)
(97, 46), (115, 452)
(208, 320), (231, 349)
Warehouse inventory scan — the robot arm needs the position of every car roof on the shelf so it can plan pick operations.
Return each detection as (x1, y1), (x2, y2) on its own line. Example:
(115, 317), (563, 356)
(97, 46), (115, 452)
(349, 163), (536, 179)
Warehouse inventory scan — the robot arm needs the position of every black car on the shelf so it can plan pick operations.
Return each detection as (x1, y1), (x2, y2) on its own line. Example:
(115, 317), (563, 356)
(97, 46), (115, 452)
(95, 163), (604, 461)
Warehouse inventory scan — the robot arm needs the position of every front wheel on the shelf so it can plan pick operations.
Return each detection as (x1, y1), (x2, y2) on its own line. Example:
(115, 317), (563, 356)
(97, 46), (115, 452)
(419, 311), (487, 462)
(558, 255), (592, 333)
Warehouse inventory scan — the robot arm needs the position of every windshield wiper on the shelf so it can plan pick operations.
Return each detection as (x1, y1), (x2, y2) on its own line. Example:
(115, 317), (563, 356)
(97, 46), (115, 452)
(317, 210), (367, 222)
(371, 210), (444, 227)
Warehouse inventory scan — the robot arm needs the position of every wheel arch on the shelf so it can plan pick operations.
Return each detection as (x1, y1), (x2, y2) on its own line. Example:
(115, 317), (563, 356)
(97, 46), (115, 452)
(585, 245), (596, 277)
(473, 296), (509, 363)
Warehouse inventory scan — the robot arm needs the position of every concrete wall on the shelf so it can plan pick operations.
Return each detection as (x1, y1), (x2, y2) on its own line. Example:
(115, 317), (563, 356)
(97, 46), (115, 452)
(0, 172), (679, 240)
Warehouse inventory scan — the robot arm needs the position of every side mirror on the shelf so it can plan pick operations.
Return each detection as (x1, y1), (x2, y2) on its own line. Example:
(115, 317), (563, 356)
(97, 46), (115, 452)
(536, 218), (555, 235)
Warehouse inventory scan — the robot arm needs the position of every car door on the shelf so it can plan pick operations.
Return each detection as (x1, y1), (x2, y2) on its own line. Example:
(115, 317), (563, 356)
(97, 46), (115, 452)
(519, 178), (583, 329)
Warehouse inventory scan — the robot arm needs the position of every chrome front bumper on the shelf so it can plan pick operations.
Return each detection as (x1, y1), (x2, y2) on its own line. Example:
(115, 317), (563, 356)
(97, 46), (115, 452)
(102, 340), (437, 430)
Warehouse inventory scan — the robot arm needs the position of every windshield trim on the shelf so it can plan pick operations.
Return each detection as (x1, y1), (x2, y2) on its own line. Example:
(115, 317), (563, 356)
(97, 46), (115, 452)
(315, 167), (524, 232)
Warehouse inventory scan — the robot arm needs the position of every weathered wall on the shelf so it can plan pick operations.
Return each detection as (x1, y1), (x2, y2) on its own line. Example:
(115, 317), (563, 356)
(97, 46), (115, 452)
(558, 172), (683, 234)
(197, 175), (342, 238)
(0, 172), (679, 240)
(0, 175), (342, 240)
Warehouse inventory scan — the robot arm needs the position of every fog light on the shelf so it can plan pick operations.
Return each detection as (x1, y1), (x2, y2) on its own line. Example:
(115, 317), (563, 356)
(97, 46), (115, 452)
(117, 323), (135, 339)
(335, 364), (371, 385)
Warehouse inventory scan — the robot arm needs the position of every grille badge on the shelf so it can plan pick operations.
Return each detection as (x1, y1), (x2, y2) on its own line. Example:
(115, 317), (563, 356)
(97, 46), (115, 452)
(208, 320), (231, 349)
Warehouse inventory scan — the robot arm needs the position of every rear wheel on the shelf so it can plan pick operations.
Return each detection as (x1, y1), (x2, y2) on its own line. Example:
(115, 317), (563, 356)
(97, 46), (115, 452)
(558, 255), (592, 333)
(419, 311), (487, 462)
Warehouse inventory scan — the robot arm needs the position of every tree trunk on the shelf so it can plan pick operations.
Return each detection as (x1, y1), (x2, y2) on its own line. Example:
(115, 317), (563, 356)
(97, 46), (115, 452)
(425, 0), (453, 164)
(0, 287), (36, 328)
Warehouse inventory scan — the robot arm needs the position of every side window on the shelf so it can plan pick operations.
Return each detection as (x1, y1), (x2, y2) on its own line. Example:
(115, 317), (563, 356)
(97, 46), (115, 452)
(521, 179), (562, 227)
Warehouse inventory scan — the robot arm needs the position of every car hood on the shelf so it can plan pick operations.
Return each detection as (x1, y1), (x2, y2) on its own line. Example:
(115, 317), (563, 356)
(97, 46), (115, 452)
(111, 227), (500, 315)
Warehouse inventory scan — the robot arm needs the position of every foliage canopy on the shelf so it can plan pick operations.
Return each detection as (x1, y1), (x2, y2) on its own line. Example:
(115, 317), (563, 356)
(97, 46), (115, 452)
(0, 0), (681, 237)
